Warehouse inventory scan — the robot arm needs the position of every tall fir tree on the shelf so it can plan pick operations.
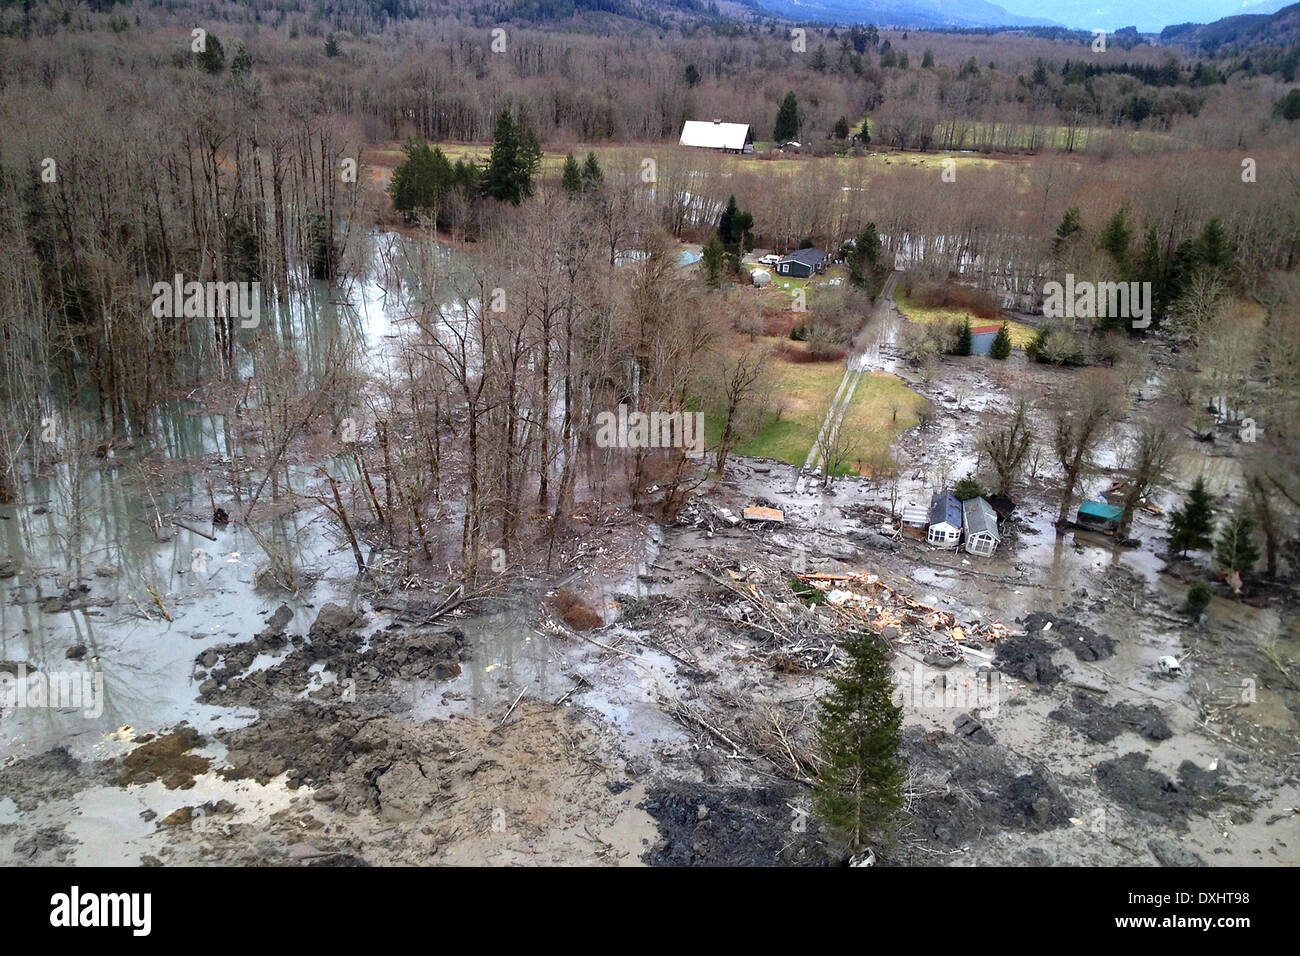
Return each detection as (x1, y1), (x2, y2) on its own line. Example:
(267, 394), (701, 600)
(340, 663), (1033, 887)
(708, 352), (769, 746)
(1216, 505), (1260, 576)
(813, 631), (905, 854)
(954, 318), (973, 356)
(560, 154), (583, 195)
(1169, 476), (1215, 556)
(1052, 206), (1082, 256)
(989, 323), (1012, 359)
(774, 91), (800, 141)
(1099, 207), (1133, 277)
(581, 151), (603, 191)
(701, 234), (725, 289)
(847, 221), (884, 295)
(480, 109), (541, 205)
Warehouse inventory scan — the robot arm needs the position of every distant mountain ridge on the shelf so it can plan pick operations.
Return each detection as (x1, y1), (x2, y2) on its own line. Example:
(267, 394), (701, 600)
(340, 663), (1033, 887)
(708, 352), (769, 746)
(1160, 2), (1300, 51)
(751, 0), (1057, 30)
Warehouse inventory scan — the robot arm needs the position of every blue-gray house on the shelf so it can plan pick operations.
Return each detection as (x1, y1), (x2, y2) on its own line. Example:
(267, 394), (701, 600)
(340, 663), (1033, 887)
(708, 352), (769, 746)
(776, 248), (828, 278)
(927, 491), (963, 548)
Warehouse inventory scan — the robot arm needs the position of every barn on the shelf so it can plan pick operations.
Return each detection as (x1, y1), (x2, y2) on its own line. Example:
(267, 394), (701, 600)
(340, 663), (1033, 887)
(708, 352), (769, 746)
(963, 497), (1002, 556)
(775, 248), (828, 278)
(679, 120), (754, 153)
(927, 491), (963, 548)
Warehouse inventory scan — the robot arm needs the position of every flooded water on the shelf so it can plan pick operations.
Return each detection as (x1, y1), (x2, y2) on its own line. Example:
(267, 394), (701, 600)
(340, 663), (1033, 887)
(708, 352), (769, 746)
(0, 232), (472, 761)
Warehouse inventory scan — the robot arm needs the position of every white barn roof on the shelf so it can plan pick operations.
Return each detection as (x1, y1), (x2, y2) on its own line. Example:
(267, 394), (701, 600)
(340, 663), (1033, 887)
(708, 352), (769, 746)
(680, 120), (750, 150)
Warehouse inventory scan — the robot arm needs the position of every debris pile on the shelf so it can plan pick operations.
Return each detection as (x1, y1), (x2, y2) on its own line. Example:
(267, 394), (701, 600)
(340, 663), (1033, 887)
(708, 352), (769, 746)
(794, 571), (1012, 667)
(694, 566), (1013, 672)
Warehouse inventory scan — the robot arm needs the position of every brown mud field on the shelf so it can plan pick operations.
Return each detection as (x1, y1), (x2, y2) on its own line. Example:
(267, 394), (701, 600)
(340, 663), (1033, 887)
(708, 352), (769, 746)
(2, 328), (1297, 866)
(2, 445), (1296, 866)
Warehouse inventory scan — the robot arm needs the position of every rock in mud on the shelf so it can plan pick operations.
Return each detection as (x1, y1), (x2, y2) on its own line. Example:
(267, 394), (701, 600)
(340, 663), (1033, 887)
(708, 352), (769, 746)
(1049, 692), (1172, 743)
(953, 713), (995, 745)
(310, 603), (364, 641)
(901, 726), (1073, 849)
(1094, 753), (1251, 828)
(264, 603), (294, 634)
(1023, 612), (1115, 662)
(1148, 838), (1207, 867)
(994, 633), (1063, 686)
(0, 746), (113, 810)
(116, 726), (210, 790)
(12, 825), (75, 863)
(640, 784), (830, 866)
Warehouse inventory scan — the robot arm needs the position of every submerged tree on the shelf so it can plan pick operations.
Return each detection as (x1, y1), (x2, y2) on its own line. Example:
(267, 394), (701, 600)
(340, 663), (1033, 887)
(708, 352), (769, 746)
(813, 631), (905, 856)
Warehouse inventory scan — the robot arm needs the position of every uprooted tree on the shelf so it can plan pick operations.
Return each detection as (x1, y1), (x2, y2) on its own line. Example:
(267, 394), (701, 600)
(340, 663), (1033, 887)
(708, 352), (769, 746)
(813, 630), (905, 856)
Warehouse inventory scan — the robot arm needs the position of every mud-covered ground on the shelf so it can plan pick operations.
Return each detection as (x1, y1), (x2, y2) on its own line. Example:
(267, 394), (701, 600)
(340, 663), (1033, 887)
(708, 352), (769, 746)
(2, 337), (1297, 867)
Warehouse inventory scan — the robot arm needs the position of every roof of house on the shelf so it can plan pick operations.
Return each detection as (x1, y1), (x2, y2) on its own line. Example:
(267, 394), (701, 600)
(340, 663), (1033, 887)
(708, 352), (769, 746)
(963, 496), (1001, 540)
(679, 120), (751, 150)
(1078, 500), (1123, 521)
(929, 491), (963, 529)
(970, 324), (1003, 336)
(779, 248), (827, 268)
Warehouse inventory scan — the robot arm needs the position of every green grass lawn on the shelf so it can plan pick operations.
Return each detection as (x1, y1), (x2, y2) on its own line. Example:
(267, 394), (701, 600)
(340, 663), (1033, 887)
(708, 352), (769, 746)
(896, 294), (1037, 348)
(719, 357), (928, 474)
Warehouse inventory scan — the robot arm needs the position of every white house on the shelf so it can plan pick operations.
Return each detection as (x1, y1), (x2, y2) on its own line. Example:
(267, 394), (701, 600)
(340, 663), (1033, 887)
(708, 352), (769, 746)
(679, 120), (753, 153)
(963, 496), (1002, 556)
(927, 491), (963, 548)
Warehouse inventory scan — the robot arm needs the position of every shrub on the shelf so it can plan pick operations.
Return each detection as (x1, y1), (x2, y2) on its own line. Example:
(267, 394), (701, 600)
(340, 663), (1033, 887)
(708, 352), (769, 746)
(989, 323), (1012, 359)
(1183, 582), (1212, 617)
(953, 475), (982, 500)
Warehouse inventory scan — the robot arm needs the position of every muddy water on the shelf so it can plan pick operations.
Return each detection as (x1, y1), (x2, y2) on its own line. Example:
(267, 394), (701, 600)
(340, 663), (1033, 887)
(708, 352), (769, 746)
(402, 531), (688, 755)
(0, 232), (466, 762)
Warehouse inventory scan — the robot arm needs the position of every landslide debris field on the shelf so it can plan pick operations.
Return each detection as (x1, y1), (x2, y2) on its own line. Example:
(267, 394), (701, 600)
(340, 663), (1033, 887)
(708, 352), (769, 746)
(1, 454), (1296, 867)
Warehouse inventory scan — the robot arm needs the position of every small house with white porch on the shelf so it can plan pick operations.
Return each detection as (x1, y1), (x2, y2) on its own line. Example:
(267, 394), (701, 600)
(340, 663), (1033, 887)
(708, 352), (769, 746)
(927, 491), (963, 548)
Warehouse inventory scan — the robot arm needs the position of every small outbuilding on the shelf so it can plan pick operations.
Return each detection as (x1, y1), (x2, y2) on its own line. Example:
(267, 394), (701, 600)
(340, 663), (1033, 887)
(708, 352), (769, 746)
(927, 491), (963, 548)
(775, 248), (828, 278)
(900, 504), (929, 539)
(1076, 500), (1123, 533)
(969, 324), (1004, 356)
(962, 497), (1002, 556)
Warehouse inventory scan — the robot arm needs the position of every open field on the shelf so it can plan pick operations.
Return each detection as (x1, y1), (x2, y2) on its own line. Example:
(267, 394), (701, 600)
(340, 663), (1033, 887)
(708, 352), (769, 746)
(729, 355), (928, 472)
(897, 294), (1039, 347)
